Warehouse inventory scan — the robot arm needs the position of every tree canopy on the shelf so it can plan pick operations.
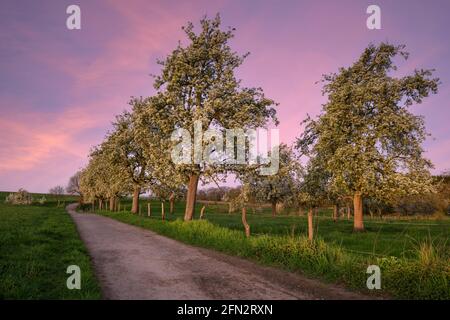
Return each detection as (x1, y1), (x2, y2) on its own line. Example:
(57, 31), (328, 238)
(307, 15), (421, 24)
(297, 43), (440, 231)
(147, 14), (278, 220)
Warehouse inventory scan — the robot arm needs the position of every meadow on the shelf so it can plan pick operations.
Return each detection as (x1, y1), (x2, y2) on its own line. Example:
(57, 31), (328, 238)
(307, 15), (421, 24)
(101, 199), (450, 259)
(0, 192), (101, 299)
(1, 189), (448, 299)
(84, 197), (450, 299)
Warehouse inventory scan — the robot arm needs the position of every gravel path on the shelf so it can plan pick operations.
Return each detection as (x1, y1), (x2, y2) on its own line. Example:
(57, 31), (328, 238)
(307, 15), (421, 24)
(67, 203), (368, 300)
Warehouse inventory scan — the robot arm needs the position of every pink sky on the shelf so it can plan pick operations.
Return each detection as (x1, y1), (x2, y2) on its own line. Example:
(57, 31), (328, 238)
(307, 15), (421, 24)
(0, 0), (449, 193)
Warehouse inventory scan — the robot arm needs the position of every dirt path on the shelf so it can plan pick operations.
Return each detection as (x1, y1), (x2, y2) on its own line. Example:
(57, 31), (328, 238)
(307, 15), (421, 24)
(67, 203), (369, 300)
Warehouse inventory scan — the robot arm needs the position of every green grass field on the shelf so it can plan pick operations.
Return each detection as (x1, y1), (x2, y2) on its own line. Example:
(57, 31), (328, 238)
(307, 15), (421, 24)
(0, 192), (101, 299)
(110, 199), (450, 259)
(1, 189), (448, 300)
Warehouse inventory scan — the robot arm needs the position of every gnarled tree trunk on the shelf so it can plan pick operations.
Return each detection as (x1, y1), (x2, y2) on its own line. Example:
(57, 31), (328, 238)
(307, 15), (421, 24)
(184, 173), (199, 221)
(242, 207), (250, 237)
(308, 208), (314, 241)
(131, 186), (140, 214)
(353, 191), (364, 232)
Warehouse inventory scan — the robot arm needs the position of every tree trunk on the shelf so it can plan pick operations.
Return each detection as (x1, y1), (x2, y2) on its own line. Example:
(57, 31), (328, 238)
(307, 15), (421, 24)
(333, 204), (339, 222)
(109, 197), (115, 212)
(242, 207), (250, 237)
(298, 207), (304, 216)
(308, 208), (314, 241)
(347, 205), (351, 220)
(200, 205), (206, 219)
(169, 193), (175, 214)
(132, 186), (140, 214)
(271, 201), (277, 217)
(148, 203), (151, 217)
(184, 173), (199, 221)
(353, 191), (365, 232)
(161, 202), (165, 220)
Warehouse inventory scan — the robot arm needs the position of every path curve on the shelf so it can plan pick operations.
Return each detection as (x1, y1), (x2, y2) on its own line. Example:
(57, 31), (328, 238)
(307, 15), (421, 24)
(67, 203), (369, 300)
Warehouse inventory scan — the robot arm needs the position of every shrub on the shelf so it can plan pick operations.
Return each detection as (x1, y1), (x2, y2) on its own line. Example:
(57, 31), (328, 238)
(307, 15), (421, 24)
(394, 194), (438, 215)
(4, 189), (33, 205)
(377, 254), (450, 299)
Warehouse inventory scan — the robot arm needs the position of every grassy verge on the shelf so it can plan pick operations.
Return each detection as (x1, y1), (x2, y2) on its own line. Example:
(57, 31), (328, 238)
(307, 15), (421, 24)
(90, 207), (449, 300)
(0, 202), (101, 299)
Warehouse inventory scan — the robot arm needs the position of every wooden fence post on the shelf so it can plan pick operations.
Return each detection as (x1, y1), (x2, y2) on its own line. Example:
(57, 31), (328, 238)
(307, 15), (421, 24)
(200, 205), (206, 219)
(308, 208), (314, 241)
